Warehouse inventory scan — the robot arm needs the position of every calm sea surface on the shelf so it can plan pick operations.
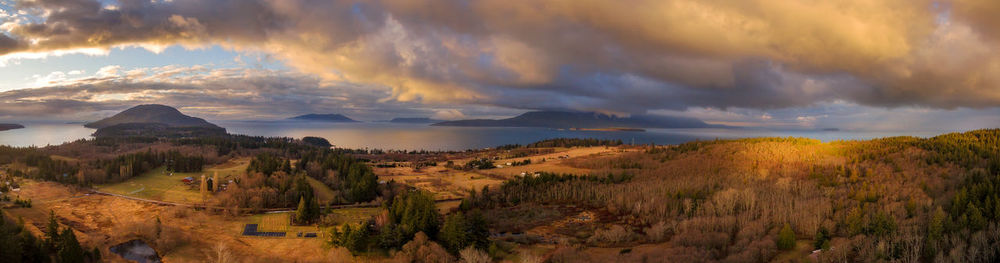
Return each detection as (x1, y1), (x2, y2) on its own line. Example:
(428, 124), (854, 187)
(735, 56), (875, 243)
(0, 120), (950, 150)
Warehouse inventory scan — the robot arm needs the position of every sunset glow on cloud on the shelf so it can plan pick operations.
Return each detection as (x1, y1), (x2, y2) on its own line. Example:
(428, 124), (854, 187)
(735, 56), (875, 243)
(1, 0), (999, 130)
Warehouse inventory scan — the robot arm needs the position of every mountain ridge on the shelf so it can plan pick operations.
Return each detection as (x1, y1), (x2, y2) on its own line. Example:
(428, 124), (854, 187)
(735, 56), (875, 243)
(85, 104), (221, 129)
(289, 114), (358, 122)
(432, 111), (720, 129)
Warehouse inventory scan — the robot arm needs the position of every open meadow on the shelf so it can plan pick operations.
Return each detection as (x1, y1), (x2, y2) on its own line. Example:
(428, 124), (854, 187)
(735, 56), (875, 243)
(94, 158), (250, 204)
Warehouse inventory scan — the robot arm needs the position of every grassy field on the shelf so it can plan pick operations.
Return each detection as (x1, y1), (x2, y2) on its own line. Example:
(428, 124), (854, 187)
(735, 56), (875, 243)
(321, 207), (381, 226)
(245, 212), (333, 239)
(258, 213), (291, 232)
(4, 180), (335, 262)
(95, 166), (205, 203)
(304, 176), (337, 204)
(95, 158), (250, 204)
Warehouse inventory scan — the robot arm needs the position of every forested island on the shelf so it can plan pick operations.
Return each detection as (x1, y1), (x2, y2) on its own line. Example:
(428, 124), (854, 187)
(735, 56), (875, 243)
(289, 114), (359, 122)
(0, 123), (24, 131)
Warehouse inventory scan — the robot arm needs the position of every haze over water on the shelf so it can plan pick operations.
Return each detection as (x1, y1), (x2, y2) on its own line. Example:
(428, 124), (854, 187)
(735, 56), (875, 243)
(0, 121), (950, 150)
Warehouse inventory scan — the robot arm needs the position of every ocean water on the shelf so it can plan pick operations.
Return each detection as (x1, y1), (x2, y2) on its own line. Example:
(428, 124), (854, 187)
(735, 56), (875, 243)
(0, 120), (950, 150)
(0, 122), (95, 147)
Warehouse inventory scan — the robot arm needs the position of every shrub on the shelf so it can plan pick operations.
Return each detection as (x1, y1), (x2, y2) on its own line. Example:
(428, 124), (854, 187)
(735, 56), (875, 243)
(644, 221), (671, 242)
(459, 246), (491, 263)
(587, 225), (635, 246)
(395, 232), (454, 263)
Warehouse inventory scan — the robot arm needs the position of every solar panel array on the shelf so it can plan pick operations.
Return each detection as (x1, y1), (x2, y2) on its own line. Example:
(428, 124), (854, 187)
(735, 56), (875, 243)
(242, 224), (287, 237)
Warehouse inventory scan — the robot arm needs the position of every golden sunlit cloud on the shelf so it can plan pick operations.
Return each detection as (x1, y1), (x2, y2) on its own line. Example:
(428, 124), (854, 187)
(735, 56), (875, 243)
(0, 0), (999, 114)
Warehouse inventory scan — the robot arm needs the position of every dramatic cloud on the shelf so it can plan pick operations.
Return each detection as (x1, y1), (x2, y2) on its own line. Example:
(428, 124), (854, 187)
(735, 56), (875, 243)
(1, 0), (999, 117)
(0, 65), (459, 120)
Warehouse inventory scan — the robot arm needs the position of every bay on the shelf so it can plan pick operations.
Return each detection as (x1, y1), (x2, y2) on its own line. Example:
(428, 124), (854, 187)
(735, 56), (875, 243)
(0, 120), (950, 150)
(0, 122), (95, 147)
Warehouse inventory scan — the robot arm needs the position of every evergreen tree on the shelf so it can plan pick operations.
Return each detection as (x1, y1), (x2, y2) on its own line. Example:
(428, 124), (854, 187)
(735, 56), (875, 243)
(967, 203), (987, 231)
(440, 212), (467, 254)
(295, 196), (309, 224)
(0, 210), (24, 262)
(389, 191), (440, 238)
(813, 226), (830, 250)
(376, 224), (406, 249)
(464, 210), (489, 250)
(440, 210), (490, 254)
(777, 223), (796, 251)
(45, 210), (60, 251)
(57, 228), (84, 263)
(20, 222), (45, 263)
(330, 223), (370, 254)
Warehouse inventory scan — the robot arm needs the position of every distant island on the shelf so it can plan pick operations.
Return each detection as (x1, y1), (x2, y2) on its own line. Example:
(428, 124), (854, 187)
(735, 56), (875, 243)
(389, 117), (440, 123)
(289, 114), (358, 122)
(0, 123), (24, 131)
(85, 104), (226, 137)
(569, 127), (646, 132)
(432, 111), (718, 129)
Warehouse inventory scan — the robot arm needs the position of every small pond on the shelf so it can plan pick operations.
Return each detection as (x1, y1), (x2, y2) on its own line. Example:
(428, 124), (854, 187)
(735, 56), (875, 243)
(109, 239), (162, 263)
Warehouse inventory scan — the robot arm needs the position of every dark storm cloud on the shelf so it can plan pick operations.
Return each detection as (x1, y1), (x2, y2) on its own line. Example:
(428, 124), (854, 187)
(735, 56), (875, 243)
(1, 0), (1000, 115)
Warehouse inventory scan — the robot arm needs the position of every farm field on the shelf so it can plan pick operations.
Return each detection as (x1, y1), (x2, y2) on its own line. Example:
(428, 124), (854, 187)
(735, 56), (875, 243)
(320, 207), (381, 226)
(94, 158), (250, 204)
(245, 212), (331, 238)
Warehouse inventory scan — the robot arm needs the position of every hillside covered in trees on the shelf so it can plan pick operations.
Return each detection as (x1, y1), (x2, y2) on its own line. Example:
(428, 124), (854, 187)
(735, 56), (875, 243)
(447, 129), (1000, 262)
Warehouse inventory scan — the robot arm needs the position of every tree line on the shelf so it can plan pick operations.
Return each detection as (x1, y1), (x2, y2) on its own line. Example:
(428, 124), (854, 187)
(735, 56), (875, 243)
(0, 209), (99, 262)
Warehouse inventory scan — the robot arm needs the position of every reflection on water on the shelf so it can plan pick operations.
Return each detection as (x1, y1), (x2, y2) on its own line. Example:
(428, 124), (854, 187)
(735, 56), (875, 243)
(0, 122), (94, 147)
(109, 239), (161, 263)
(0, 120), (952, 150)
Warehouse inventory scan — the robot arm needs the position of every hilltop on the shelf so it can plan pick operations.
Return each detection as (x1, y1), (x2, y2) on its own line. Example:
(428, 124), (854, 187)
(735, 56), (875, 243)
(85, 104), (221, 129)
(289, 114), (358, 122)
(84, 104), (225, 137)
(432, 111), (717, 129)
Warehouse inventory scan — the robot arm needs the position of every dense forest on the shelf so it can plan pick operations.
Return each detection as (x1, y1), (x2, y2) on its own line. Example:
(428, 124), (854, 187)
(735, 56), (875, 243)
(297, 149), (380, 204)
(450, 129), (1000, 262)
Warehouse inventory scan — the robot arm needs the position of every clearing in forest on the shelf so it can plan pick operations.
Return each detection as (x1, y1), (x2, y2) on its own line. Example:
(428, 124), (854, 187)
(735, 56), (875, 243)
(95, 158), (250, 204)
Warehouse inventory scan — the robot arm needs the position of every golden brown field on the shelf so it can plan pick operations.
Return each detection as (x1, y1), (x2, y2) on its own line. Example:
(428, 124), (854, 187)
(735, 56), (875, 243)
(3, 180), (338, 262)
(376, 146), (629, 200)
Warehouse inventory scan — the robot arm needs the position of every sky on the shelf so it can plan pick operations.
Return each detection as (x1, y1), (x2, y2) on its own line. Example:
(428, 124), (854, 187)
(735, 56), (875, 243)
(0, 0), (998, 132)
